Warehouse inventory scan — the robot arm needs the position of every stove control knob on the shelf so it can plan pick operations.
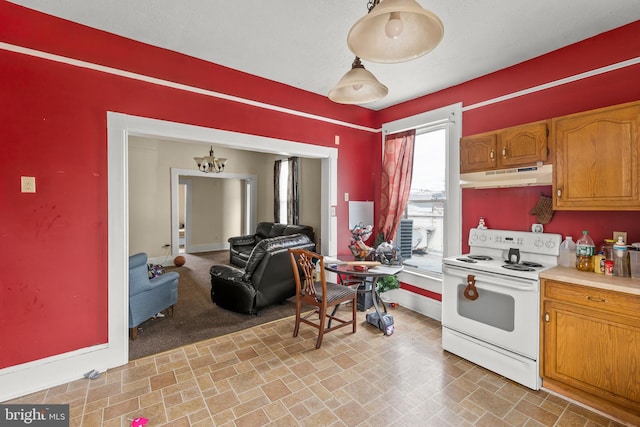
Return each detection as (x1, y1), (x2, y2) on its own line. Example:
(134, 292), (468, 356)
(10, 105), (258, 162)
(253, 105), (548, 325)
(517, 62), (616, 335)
(534, 238), (543, 247)
(480, 234), (487, 242)
(545, 240), (556, 249)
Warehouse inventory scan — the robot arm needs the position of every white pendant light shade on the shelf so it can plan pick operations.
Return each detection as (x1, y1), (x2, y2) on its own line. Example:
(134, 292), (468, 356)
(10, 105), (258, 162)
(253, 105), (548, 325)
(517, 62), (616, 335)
(348, 0), (444, 63)
(328, 57), (388, 104)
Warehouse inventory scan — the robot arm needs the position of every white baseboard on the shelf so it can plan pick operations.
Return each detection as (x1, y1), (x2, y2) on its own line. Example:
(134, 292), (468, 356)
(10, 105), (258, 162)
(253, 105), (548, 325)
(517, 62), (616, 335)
(381, 288), (442, 321)
(149, 243), (229, 266)
(0, 343), (124, 402)
(185, 242), (229, 254)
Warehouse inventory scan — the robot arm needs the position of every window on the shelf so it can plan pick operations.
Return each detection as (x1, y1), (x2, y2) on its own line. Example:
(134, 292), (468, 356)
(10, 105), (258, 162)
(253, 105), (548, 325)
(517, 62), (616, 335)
(277, 160), (289, 223)
(402, 128), (446, 274)
(275, 157), (299, 224)
(382, 103), (462, 277)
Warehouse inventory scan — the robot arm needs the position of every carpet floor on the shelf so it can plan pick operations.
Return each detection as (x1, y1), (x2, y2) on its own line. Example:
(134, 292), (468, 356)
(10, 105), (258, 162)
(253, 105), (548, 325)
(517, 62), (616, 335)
(128, 251), (298, 360)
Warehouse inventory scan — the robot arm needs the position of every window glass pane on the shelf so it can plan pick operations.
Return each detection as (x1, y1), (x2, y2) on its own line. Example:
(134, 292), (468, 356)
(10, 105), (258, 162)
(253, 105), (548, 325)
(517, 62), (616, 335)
(402, 128), (445, 274)
(278, 160), (289, 223)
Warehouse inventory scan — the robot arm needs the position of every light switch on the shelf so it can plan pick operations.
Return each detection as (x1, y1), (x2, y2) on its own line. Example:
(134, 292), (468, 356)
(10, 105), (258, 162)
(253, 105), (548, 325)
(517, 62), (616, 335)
(21, 176), (36, 193)
(344, 192), (349, 201)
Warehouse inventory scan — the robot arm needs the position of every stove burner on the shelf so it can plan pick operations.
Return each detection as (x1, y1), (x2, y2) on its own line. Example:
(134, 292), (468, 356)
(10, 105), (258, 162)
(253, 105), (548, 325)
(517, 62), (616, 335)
(502, 264), (535, 272)
(522, 261), (543, 268)
(456, 257), (477, 263)
(468, 255), (493, 261)
(503, 260), (543, 267)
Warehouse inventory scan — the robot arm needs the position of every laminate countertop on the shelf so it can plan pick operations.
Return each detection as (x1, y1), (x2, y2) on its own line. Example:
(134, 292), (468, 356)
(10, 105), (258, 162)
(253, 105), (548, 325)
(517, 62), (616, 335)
(540, 266), (640, 296)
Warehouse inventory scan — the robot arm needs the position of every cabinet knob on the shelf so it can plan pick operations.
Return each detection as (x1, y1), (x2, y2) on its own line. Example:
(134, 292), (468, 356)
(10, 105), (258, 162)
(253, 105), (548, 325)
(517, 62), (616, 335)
(544, 312), (550, 323)
(557, 188), (562, 198)
(502, 147), (507, 157)
(490, 150), (495, 160)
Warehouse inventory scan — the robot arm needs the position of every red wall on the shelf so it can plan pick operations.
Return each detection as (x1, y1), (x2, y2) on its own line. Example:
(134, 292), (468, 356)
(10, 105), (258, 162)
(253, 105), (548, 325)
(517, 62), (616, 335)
(379, 20), (640, 253)
(0, 3), (379, 368)
(1, 2), (639, 370)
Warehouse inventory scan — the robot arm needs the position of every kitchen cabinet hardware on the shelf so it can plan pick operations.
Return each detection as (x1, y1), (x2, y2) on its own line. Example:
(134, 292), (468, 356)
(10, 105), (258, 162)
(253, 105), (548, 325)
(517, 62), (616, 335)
(586, 295), (607, 303)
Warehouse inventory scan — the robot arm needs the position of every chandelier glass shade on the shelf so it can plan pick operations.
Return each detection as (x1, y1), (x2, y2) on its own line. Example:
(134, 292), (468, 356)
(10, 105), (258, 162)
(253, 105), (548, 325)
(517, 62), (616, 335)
(194, 146), (227, 173)
(347, 0), (444, 63)
(328, 57), (388, 104)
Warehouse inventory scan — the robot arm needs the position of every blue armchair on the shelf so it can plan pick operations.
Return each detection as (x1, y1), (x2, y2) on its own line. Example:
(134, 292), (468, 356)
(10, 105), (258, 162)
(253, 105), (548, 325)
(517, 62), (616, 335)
(128, 252), (179, 339)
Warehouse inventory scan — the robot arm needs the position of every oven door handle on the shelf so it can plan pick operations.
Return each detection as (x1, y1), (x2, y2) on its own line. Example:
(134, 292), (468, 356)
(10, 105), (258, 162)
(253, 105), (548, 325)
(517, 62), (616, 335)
(443, 265), (537, 290)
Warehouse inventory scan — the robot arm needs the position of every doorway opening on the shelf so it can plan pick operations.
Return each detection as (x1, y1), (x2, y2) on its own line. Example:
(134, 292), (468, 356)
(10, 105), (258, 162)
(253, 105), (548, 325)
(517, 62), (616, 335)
(109, 112), (339, 364)
(171, 169), (256, 257)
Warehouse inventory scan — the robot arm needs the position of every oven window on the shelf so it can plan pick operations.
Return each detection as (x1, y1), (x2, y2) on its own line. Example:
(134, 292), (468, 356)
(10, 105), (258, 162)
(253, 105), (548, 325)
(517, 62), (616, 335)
(456, 285), (515, 332)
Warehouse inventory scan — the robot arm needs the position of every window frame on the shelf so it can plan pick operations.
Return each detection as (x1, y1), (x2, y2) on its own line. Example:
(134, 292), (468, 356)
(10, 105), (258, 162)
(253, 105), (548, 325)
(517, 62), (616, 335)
(381, 103), (462, 278)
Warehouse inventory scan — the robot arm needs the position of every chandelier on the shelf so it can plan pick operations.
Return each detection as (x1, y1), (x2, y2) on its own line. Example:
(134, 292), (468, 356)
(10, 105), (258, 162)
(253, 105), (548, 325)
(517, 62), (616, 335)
(348, 0), (444, 64)
(194, 146), (227, 173)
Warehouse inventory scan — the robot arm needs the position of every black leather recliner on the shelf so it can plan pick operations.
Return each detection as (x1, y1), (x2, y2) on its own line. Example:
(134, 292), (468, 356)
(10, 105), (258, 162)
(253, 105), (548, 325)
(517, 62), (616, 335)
(228, 222), (315, 268)
(210, 233), (315, 314)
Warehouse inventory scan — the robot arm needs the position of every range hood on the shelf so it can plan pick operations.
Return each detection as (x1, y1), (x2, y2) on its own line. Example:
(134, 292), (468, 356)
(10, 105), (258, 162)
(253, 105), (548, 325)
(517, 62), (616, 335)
(460, 164), (552, 189)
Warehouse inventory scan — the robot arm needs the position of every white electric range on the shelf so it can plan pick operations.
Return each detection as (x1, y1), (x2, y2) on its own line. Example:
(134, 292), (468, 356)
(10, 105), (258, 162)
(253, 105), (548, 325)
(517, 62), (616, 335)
(441, 228), (561, 389)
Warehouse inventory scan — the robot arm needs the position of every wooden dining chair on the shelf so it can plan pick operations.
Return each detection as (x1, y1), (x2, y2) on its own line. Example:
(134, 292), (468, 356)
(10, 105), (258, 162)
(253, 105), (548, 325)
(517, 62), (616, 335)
(288, 248), (358, 348)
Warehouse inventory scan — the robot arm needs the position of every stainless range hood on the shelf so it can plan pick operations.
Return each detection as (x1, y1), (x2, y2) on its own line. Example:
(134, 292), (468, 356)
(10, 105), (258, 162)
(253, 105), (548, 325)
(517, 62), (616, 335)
(460, 164), (552, 189)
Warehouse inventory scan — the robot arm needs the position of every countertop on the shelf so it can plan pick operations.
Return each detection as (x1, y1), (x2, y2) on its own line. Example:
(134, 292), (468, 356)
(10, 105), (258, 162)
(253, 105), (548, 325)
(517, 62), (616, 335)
(540, 266), (640, 296)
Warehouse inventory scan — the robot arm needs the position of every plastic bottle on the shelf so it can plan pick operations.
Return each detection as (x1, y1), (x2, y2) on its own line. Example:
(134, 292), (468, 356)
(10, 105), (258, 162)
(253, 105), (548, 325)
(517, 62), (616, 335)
(593, 251), (605, 273)
(559, 236), (576, 267)
(575, 230), (595, 272)
(613, 236), (631, 277)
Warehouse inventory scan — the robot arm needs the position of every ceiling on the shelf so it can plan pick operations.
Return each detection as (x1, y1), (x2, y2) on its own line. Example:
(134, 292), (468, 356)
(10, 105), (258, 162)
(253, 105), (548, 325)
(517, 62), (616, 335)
(9, 0), (640, 110)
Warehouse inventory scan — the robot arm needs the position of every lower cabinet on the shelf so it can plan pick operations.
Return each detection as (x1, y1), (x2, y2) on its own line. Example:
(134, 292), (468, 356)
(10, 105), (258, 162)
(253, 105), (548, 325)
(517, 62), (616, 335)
(541, 279), (640, 425)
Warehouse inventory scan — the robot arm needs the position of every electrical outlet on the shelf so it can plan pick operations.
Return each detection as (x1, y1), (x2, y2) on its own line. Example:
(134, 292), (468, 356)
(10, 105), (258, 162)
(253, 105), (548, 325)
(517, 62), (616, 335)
(344, 192), (349, 202)
(613, 231), (627, 243)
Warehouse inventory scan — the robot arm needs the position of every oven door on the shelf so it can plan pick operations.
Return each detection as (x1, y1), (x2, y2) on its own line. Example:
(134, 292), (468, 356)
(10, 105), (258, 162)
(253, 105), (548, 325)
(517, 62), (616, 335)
(442, 264), (540, 359)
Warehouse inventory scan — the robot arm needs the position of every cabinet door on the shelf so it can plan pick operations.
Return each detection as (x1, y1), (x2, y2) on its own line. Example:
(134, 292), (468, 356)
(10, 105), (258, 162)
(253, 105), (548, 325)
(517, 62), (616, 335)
(498, 121), (548, 167)
(553, 102), (640, 210)
(542, 300), (640, 410)
(460, 133), (497, 173)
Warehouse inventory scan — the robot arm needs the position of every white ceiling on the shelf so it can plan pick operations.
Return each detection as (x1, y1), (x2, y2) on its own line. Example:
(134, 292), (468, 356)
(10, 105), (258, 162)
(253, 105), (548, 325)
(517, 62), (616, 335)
(9, 0), (640, 110)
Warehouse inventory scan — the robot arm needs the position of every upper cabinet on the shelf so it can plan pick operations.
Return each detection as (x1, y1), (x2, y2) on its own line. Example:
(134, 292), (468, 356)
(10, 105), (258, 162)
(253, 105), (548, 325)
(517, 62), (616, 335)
(553, 101), (640, 210)
(460, 132), (497, 173)
(460, 121), (548, 174)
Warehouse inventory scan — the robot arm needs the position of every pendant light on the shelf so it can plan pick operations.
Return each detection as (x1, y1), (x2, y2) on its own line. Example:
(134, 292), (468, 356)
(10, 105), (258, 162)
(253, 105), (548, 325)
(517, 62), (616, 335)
(328, 57), (388, 104)
(347, 0), (444, 64)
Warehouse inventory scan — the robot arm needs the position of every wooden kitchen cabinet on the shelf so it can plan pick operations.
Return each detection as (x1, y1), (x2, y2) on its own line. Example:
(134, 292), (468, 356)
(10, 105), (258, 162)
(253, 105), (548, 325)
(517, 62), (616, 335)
(541, 279), (640, 425)
(460, 121), (548, 173)
(553, 101), (640, 210)
(460, 132), (497, 173)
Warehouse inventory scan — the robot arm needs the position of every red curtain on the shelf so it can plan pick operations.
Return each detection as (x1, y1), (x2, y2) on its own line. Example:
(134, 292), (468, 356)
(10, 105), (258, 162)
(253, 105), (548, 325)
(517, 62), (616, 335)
(378, 130), (416, 242)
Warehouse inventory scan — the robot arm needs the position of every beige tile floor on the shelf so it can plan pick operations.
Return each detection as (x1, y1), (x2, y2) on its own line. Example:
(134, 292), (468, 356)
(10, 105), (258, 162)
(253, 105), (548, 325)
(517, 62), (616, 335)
(5, 306), (627, 426)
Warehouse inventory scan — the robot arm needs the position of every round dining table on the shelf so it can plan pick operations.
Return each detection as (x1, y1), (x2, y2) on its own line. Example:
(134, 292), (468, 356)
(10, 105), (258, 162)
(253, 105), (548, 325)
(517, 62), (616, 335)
(324, 262), (403, 332)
